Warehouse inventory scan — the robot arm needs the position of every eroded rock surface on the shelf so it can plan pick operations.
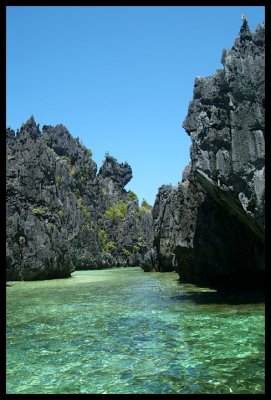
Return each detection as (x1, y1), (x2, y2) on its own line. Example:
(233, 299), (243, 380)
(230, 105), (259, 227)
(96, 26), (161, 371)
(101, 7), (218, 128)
(145, 21), (265, 288)
(6, 118), (153, 280)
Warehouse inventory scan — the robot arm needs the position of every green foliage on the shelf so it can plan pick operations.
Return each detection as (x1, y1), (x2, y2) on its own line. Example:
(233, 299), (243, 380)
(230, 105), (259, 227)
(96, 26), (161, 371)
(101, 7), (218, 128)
(55, 175), (61, 187)
(136, 199), (152, 220)
(57, 209), (64, 219)
(75, 137), (92, 159)
(44, 137), (50, 146)
(87, 148), (93, 158)
(140, 198), (152, 211)
(64, 156), (72, 166)
(32, 208), (46, 216)
(101, 188), (106, 199)
(80, 204), (90, 219)
(68, 233), (74, 242)
(127, 190), (138, 202)
(73, 188), (81, 200)
(98, 229), (116, 252)
(105, 201), (128, 223)
(133, 244), (141, 252)
(82, 223), (92, 233)
(98, 229), (107, 247)
(122, 248), (131, 257)
(104, 241), (116, 252)
(83, 166), (89, 177)
(70, 165), (77, 176)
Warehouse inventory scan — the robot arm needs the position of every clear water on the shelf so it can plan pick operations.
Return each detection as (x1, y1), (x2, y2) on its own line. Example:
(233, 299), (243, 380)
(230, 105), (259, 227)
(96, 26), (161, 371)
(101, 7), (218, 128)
(6, 267), (265, 394)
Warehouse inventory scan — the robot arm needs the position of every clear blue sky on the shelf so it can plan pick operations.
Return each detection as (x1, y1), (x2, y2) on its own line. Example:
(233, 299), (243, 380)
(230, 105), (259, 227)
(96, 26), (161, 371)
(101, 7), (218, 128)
(6, 6), (265, 205)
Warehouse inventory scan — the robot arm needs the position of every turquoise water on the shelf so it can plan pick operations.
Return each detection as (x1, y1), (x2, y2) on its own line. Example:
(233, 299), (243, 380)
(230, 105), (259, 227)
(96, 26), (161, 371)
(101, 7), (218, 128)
(6, 267), (265, 394)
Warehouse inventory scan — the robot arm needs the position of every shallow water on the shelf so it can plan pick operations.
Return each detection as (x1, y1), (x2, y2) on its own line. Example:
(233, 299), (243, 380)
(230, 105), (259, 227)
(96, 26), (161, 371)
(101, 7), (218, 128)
(6, 267), (265, 394)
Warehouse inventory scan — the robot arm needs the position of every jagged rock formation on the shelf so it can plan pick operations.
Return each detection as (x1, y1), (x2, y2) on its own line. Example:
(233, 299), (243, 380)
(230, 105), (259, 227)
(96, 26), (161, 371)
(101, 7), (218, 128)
(144, 21), (265, 289)
(6, 117), (153, 280)
(6, 20), (265, 286)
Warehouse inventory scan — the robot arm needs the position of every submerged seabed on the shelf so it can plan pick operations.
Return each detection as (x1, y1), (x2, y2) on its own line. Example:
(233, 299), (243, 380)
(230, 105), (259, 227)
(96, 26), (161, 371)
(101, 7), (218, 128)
(6, 267), (265, 394)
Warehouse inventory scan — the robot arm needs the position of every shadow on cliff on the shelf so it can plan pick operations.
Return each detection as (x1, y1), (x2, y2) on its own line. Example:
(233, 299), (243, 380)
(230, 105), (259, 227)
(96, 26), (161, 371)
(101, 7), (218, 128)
(175, 174), (265, 296)
(172, 286), (264, 305)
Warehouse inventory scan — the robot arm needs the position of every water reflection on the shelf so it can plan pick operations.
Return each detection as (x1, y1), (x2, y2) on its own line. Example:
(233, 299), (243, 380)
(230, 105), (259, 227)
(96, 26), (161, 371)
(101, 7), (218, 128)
(172, 288), (265, 305)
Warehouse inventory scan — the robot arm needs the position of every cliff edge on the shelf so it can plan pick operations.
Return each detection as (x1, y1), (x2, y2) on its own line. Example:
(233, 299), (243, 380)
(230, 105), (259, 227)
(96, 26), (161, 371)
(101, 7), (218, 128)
(144, 20), (265, 289)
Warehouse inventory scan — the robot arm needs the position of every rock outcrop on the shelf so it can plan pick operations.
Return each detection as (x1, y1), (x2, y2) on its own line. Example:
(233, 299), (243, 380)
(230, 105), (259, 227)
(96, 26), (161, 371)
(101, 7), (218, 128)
(6, 118), (153, 280)
(144, 20), (265, 289)
(6, 20), (265, 287)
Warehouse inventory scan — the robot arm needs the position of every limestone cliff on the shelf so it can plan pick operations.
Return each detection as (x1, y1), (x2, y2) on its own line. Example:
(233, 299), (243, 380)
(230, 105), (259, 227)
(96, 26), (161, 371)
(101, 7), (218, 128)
(6, 20), (265, 286)
(144, 21), (265, 288)
(6, 118), (153, 280)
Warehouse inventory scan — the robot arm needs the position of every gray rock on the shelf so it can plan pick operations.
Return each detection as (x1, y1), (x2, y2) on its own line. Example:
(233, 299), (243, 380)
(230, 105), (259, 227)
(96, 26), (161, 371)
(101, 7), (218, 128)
(6, 118), (153, 280)
(148, 21), (265, 288)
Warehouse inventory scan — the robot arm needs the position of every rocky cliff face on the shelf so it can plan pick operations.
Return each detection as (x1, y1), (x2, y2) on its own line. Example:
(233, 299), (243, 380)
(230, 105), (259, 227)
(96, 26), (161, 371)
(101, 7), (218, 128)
(6, 20), (265, 286)
(6, 117), (153, 280)
(144, 20), (265, 288)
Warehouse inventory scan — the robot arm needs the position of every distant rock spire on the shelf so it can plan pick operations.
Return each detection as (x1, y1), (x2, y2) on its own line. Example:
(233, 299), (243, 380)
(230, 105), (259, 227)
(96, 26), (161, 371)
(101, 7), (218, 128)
(239, 17), (252, 41)
(24, 115), (36, 128)
(232, 18), (252, 50)
(20, 115), (40, 139)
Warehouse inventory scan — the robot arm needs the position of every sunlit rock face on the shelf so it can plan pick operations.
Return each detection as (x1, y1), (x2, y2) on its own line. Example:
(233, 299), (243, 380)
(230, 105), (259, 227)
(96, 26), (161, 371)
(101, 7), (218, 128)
(147, 21), (265, 288)
(6, 118), (153, 281)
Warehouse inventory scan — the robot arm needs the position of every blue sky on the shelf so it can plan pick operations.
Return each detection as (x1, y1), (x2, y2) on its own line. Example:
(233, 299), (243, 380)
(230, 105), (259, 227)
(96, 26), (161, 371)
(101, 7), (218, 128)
(6, 6), (265, 205)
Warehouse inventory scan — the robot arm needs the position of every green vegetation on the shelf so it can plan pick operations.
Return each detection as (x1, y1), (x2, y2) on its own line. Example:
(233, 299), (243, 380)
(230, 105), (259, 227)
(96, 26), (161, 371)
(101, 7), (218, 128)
(98, 229), (107, 247)
(98, 229), (116, 252)
(32, 208), (46, 216)
(76, 137), (93, 158)
(140, 198), (152, 211)
(87, 148), (93, 158)
(64, 156), (72, 166)
(101, 188), (106, 199)
(82, 223), (92, 233)
(57, 209), (64, 219)
(57, 155), (72, 167)
(136, 198), (152, 220)
(67, 233), (74, 242)
(72, 187), (90, 219)
(105, 201), (128, 223)
(80, 204), (90, 220)
(121, 248), (131, 257)
(73, 188), (81, 200)
(127, 190), (138, 202)
(55, 175), (62, 187)
(83, 166), (89, 177)
(133, 244), (141, 252)
(104, 241), (116, 252)
(70, 165), (77, 176)
(44, 138), (50, 146)
(73, 191), (89, 220)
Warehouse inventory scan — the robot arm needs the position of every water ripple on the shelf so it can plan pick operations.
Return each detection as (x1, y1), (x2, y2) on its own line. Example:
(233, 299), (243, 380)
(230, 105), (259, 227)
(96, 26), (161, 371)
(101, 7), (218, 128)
(6, 267), (264, 394)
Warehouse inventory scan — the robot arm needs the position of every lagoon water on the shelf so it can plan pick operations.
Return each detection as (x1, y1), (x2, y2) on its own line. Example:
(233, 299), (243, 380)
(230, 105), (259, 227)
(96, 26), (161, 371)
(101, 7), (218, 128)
(6, 267), (265, 394)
